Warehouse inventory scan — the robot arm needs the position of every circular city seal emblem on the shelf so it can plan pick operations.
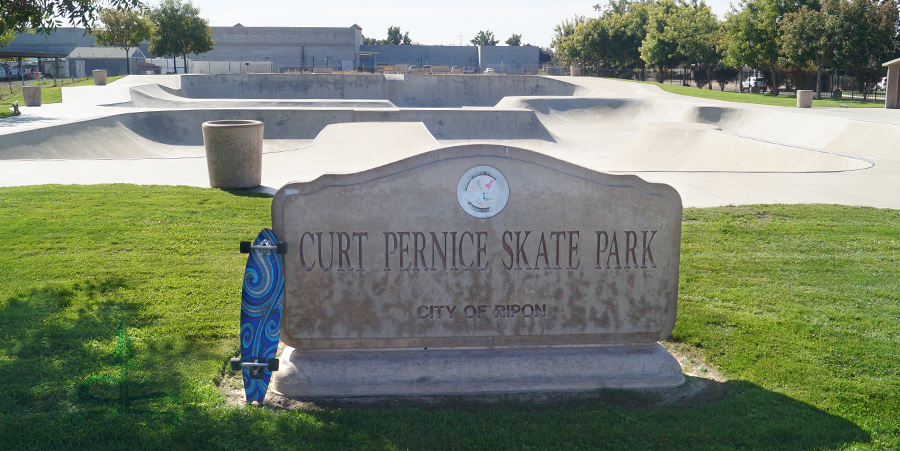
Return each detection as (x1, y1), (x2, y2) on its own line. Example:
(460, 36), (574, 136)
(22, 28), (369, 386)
(456, 166), (510, 219)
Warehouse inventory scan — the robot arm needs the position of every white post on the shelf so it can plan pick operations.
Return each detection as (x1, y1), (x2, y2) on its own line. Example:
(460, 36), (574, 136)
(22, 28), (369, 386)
(884, 61), (900, 109)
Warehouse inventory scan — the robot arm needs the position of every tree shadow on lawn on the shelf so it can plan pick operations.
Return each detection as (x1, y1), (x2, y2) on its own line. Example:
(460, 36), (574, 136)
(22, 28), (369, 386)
(7, 375), (868, 450)
(0, 278), (214, 417)
(0, 280), (872, 450)
(179, 381), (869, 450)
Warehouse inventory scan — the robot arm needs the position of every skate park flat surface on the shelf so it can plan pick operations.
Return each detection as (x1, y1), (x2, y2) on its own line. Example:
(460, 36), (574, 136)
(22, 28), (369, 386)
(1, 74), (898, 208)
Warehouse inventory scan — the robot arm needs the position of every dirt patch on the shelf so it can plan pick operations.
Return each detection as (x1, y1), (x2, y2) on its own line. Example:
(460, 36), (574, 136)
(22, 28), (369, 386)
(218, 342), (728, 411)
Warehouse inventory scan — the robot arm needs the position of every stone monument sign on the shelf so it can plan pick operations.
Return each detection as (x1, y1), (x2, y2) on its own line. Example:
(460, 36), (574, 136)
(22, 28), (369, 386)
(271, 144), (684, 397)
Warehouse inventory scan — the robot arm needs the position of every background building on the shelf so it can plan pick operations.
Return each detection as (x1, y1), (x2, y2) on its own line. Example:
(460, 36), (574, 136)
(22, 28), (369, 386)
(5, 25), (541, 75)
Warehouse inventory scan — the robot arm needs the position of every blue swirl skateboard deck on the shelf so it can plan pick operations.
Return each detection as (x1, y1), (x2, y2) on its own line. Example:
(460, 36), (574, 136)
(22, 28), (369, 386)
(231, 228), (287, 404)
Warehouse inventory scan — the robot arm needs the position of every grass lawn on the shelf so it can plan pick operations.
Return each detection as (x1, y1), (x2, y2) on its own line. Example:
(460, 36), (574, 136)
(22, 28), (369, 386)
(0, 76), (127, 119)
(636, 80), (885, 108)
(0, 185), (897, 450)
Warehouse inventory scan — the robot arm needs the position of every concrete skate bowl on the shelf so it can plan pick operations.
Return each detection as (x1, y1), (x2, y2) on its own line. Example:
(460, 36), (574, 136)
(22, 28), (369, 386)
(498, 96), (883, 172)
(0, 73), (889, 175)
(122, 74), (595, 109)
(0, 107), (555, 160)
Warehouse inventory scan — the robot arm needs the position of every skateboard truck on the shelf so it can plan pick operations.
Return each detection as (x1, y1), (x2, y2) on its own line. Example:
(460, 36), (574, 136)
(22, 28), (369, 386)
(230, 357), (280, 379)
(240, 240), (287, 255)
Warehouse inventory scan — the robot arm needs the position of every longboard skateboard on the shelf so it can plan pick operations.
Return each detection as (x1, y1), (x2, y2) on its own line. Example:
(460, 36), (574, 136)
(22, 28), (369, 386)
(231, 228), (287, 403)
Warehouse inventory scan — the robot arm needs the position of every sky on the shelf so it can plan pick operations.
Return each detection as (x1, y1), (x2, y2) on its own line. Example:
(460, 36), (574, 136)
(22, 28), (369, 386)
(183, 0), (736, 49)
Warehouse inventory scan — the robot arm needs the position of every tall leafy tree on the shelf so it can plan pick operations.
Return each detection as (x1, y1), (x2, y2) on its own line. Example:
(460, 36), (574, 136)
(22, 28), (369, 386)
(721, 0), (818, 95)
(506, 34), (522, 46)
(93, 8), (152, 75)
(364, 26), (412, 45)
(551, 15), (584, 47)
(471, 30), (499, 46)
(780, 3), (841, 98)
(387, 26), (413, 45)
(149, 0), (213, 73)
(671, 1), (721, 89)
(640, 0), (683, 82)
(1, 0), (142, 34)
(553, 17), (607, 71)
(836, 0), (898, 93)
(604, 2), (650, 72)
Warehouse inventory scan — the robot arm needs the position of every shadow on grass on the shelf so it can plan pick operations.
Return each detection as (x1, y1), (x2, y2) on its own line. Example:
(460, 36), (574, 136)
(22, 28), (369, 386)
(1, 379), (872, 450)
(219, 188), (274, 199)
(0, 278), (214, 419)
(0, 280), (871, 450)
(161, 381), (869, 450)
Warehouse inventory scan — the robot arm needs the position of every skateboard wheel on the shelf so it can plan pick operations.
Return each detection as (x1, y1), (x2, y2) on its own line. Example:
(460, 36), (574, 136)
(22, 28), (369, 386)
(276, 242), (288, 254)
(268, 358), (279, 371)
(230, 357), (242, 371)
(240, 241), (251, 253)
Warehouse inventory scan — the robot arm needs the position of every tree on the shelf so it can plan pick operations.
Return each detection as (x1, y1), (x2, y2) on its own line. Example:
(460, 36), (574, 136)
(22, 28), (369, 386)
(721, 0), (818, 96)
(670, 1), (721, 89)
(1, 0), (142, 35)
(553, 17), (608, 72)
(604, 2), (650, 73)
(0, 29), (16, 49)
(471, 30), (499, 46)
(149, 0), (214, 74)
(780, 3), (840, 98)
(640, 0), (683, 83)
(714, 64), (740, 90)
(551, 15), (585, 52)
(506, 34), (522, 46)
(364, 26), (412, 45)
(93, 8), (152, 75)
(835, 0), (898, 95)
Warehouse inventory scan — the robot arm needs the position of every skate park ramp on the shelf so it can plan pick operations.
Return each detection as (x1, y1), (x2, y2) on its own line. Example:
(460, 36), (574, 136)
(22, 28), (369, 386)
(602, 122), (871, 172)
(0, 105), (554, 160)
(170, 73), (594, 108)
(1, 73), (895, 191)
(127, 83), (400, 109)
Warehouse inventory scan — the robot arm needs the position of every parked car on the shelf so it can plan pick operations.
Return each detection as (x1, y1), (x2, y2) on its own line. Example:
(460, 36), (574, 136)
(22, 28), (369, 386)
(0, 67), (6, 80)
(483, 67), (495, 74)
(740, 76), (767, 92)
(877, 77), (888, 90)
(407, 65), (419, 73)
(450, 66), (460, 74)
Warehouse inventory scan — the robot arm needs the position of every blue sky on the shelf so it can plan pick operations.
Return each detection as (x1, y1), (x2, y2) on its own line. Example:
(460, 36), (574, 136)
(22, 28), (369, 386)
(184, 0), (736, 48)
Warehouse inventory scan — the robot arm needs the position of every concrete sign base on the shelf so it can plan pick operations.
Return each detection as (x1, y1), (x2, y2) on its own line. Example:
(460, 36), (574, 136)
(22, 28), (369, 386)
(274, 344), (684, 397)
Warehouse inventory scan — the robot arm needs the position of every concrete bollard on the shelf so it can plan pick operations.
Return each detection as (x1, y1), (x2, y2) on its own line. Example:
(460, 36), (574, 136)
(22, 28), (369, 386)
(202, 120), (264, 189)
(92, 70), (107, 85)
(22, 86), (42, 107)
(797, 90), (813, 108)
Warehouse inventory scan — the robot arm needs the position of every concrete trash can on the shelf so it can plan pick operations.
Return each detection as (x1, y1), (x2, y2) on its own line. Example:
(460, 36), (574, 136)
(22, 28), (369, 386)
(797, 90), (813, 108)
(22, 86), (41, 107)
(570, 66), (580, 77)
(202, 120), (264, 189)
(92, 69), (107, 85)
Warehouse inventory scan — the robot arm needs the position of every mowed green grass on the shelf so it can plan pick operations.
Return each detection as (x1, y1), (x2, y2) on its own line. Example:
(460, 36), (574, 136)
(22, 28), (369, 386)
(642, 80), (885, 108)
(0, 185), (897, 450)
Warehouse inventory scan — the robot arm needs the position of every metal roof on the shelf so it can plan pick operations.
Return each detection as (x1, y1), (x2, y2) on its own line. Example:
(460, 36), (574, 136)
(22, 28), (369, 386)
(0, 50), (70, 58)
(68, 47), (145, 59)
